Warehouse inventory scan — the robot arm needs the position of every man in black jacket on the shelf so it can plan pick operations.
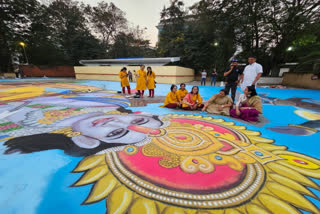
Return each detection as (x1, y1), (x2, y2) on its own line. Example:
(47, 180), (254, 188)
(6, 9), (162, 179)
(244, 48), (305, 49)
(224, 59), (243, 103)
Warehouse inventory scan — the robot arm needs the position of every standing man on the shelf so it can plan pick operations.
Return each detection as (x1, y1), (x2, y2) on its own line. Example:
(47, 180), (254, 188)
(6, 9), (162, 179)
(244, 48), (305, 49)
(201, 69), (207, 86)
(224, 59), (242, 103)
(210, 68), (217, 86)
(240, 56), (263, 91)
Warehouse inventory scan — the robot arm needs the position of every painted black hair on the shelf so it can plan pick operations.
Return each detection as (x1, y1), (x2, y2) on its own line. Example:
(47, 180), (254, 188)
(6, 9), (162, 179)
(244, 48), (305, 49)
(247, 85), (257, 97)
(121, 67), (127, 71)
(170, 84), (177, 91)
(191, 86), (199, 95)
(4, 133), (123, 157)
(180, 83), (186, 87)
(147, 66), (152, 76)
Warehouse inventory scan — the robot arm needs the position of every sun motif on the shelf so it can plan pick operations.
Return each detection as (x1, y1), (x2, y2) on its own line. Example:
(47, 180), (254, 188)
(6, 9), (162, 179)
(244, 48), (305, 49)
(71, 114), (320, 214)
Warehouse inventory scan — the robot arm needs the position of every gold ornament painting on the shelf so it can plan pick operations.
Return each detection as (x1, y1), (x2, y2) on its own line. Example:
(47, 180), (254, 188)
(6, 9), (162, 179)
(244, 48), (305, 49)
(72, 114), (320, 214)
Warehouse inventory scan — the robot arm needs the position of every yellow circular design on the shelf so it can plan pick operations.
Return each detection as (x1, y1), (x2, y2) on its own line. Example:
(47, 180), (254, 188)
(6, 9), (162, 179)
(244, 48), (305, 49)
(153, 126), (225, 156)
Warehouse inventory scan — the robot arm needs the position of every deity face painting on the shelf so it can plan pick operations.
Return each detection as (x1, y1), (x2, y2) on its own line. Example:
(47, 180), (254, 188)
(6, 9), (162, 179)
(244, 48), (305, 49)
(71, 114), (163, 147)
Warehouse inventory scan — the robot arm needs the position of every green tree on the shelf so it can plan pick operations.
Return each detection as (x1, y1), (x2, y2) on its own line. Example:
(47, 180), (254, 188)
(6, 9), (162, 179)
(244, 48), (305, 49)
(157, 0), (320, 77)
(108, 26), (155, 59)
(157, 0), (186, 57)
(84, 1), (127, 48)
(0, 0), (39, 72)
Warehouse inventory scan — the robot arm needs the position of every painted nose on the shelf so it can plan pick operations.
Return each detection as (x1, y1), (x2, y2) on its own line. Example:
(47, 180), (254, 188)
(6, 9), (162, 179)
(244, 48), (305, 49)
(127, 125), (161, 135)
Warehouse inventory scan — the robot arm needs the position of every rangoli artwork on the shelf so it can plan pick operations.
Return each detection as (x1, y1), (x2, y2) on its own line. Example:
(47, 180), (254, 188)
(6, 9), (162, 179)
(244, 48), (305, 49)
(0, 79), (319, 214)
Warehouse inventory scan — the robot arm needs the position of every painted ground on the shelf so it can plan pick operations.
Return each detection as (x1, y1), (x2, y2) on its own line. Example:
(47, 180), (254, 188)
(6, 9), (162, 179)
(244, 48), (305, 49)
(0, 78), (319, 214)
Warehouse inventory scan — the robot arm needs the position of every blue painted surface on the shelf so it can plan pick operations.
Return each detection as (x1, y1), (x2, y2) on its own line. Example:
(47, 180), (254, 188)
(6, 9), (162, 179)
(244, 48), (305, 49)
(0, 78), (319, 213)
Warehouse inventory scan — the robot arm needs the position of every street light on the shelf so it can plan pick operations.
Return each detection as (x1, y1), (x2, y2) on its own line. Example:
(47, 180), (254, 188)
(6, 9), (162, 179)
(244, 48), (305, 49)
(19, 42), (29, 64)
(287, 46), (293, 51)
(213, 42), (219, 47)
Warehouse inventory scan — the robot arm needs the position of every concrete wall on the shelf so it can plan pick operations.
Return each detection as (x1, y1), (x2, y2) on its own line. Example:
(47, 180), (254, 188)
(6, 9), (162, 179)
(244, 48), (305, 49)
(21, 65), (75, 77)
(74, 66), (195, 84)
(282, 73), (320, 90)
(3, 73), (16, 78)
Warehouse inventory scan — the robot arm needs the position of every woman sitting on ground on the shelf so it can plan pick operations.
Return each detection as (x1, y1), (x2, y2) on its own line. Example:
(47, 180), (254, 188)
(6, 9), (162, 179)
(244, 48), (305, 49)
(230, 86), (262, 122)
(161, 84), (181, 108)
(182, 86), (204, 110)
(177, 83), (188, 102)
(201, 89), (233, 115)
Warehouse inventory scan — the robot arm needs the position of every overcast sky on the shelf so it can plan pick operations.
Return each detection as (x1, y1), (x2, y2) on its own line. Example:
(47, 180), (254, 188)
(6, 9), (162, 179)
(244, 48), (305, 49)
(80, 0), (198, 46)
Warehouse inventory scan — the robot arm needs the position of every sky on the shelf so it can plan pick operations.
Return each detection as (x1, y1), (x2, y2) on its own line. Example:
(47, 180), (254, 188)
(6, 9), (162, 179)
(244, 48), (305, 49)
(80, 0), (199, 46)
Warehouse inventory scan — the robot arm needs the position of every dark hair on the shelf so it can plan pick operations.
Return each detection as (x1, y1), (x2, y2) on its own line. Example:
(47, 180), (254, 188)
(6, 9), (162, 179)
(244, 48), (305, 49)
(247, 86), (257, 97)
(147, 67), (152, 76)
(191, 86), (199, 95)
(220, 89), (227, 95)
(4, 133), (124, 157)
(180, 83), (186, 87)
(121, 67), (127, 71)
(248, 56), (256, 59)
(170, 84), (177, 91)
(4, 112), (163, 157)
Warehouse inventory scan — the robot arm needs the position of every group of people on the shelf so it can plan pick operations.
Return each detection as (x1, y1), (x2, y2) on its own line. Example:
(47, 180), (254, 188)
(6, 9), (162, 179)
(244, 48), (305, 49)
(162, 56), (264, 122)
(119, 65), (156, 98)
(162, 83), (262, 122)
(161, 83), (204, 110)
(201, 68), (217, 86)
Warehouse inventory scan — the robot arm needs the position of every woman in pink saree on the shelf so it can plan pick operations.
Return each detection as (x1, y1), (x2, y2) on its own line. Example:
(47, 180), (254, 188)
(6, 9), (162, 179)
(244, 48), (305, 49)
(230, 86), (262, 122)
(182, 86), (204, 110)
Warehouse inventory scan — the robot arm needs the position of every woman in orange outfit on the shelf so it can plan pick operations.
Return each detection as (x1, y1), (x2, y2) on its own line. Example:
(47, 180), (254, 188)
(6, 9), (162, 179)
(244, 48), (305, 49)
(177, 83), (188, 101)
(136, 65), (147, 98)
(161, 84), (181, 108)
(147, 67), (156, 98)
(119, 67), (131, 95)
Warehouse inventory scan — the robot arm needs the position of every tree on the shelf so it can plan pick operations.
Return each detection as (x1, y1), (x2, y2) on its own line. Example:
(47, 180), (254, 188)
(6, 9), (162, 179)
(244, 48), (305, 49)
(157, 0), (186, 57)
(108, 27), (155, 59)
(0, 0), (40, 72)
(157, 0), (236, 78)
(157, 0), (320, 77)
(31, 0), (105, 65)
(84, 1), (127, 47)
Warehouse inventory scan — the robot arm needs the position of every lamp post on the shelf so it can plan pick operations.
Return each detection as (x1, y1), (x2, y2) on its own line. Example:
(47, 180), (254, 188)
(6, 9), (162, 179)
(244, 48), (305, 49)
(19, 42), (29, 64)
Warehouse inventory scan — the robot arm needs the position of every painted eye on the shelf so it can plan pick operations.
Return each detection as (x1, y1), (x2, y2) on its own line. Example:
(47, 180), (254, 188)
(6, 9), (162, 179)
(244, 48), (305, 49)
(131, 117), (149, 125)
(106, 128), (127, 139)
